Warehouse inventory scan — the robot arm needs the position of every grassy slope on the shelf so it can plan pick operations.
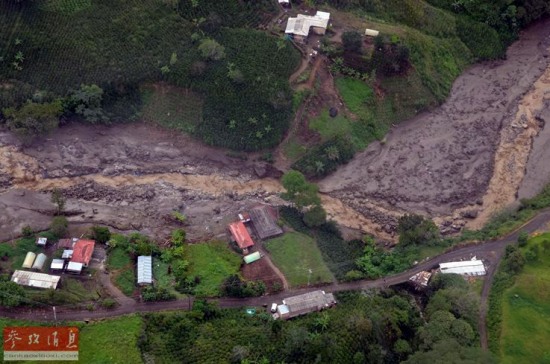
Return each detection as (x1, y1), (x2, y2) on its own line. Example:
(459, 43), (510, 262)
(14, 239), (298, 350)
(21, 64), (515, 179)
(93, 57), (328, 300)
(0, 315), (143, 364)
(186, 241), (241, 297)
(264, 232), (334, 287)
(499, 233), (550, 363)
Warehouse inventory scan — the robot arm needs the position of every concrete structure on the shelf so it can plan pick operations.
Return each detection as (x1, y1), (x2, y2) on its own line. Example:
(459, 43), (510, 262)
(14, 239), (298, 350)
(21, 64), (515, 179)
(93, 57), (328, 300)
(408, 271), (432, 289)
(71, 239), (95, 267)
(275, 290), (336, 319)
(365, 28), (380, 37)
(137, 256), (153, 285)
(66, 261), (83, 274)
(22, 252), (36, 269)
(11, 270), (60, 290)
(439, 259), (486, 276)
(285, 11), (330, 42)
(243, 251), (262, 264)
(278, 0), (290, 7)
(249, 205), (283, 240)
(36, 237), (47, 247)
(229, 221), (255, 253)
(50, 259), (65, 271)
(31, 253), (47, 271)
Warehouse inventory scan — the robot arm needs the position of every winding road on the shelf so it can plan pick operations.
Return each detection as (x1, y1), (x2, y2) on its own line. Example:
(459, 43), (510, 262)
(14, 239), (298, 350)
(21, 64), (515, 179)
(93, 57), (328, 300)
(2, 209), (549, 350)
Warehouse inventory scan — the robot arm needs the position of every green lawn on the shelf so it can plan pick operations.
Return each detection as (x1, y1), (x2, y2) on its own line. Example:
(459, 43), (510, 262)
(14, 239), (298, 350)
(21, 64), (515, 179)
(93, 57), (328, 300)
(309, 110), (353, 141)
(0, 315), (143, 364)
(186, 241), (241, 297)
(500, 232), (550, 364)
(107, 248), (131, 270)
(264, 232), (334, 288)
(107, 247), (136, 297)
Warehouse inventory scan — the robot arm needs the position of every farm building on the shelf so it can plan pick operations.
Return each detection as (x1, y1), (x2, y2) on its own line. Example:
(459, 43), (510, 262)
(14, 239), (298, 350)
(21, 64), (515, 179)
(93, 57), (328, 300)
(50, 259), (65, 271)
(285, 11), (330, 42)
(57, 238), (76, 249)
(243, 251), (262, 264)
(62, 249), (73, 259)
(31, 253), (47, 270)
(439, 260), (486, 276)
(137, 256), (153, 285)
(70, 239), (95, 267)
(36, 237), (47, 247)
(365, 28), (380, 37)
(408, 271), (432, 289)
(11, 270), (60, 290)
(275, 290), (336, 319)
(278, 0), (290, 8)
(66, 261), (83, 274)
(22, 252), (36, 269)
(229, 221), (255, 253)
(249, 205), (283, 240)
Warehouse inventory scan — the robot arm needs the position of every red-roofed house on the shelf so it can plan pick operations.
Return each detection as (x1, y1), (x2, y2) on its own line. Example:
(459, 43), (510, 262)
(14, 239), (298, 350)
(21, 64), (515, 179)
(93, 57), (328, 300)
(229, 221), (254, 253)
(70, 239), (95, 267)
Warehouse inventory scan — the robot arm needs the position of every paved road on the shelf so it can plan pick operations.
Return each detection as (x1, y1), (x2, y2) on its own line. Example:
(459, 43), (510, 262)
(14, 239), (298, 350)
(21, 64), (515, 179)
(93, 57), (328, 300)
(2, 209), (549, 347)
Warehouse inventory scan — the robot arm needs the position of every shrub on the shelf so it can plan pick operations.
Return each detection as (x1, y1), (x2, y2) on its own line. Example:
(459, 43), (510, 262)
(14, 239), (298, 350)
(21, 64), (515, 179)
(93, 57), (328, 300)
(292, 137), (355, 179)
(142, 286), (176, 302)
(89, 226), (111, 244)
(101, 298), (117, 309)
(2, 100), (62, 143)
(342, 31), (363, 53)
(21, 225), (33, 237)
(50, 216), (68, 238)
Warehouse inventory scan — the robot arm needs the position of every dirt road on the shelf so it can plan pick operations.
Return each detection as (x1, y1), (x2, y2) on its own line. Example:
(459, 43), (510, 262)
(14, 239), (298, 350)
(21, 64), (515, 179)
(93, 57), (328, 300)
(3, 208), (550, 355)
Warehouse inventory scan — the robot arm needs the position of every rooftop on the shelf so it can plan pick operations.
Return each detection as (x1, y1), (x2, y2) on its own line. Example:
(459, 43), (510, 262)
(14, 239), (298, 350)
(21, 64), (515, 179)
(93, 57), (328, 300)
(229, 221), (254, 250)
(70, 239), (95, 266)
(248, 205), (283, 240)
(285, 11), (330, 37)
(137, 256), (153, 285)
(11, 270), (60, 290)
(36, 237), (47, 246)
(439, 259), (486, 276)
(281, 290), (336, 318)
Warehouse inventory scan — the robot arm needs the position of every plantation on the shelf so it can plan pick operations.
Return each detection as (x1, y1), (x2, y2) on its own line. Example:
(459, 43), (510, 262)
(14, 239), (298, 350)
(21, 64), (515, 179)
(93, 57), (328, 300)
(0, 0), (300, 151)
(498, 233), (550, 363)
(264, 231), (334, 287)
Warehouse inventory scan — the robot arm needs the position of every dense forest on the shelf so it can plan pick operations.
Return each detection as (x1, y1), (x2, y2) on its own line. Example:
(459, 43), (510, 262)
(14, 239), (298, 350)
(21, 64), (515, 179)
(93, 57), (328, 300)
(140, 276), (492, 363)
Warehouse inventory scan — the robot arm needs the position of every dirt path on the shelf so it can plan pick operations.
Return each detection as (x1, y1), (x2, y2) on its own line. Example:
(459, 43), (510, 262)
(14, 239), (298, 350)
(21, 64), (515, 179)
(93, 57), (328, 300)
(3, 208), (549, 325)
(256, 245), (289, 290)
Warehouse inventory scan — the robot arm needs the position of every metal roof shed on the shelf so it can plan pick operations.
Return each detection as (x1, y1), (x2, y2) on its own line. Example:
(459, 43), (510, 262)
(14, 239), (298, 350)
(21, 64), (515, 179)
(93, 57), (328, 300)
(62, 250), (73, 259)
(243, 252), (261, 264)
(36, 237), (47, 247)
(137, 256), (153, 285)
(249, 206), (283, 240)
(32, 253), (47, 270)
(439, 260), (486, 276)
(50, 259), (65, 271)
(22, 252), (36, 269)
(281, 290), (336, 319)
(11, 270), (60, 290)
(66, 261), (83, 274)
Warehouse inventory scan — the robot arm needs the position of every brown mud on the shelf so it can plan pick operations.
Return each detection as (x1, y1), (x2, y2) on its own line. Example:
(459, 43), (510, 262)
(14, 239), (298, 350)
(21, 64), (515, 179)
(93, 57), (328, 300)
(319, 19), (550, 233)
(1, 21), (549, 243)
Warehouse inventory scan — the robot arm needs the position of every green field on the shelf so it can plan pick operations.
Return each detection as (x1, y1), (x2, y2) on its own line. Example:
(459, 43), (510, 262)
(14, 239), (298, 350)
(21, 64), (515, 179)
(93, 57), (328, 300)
(499, 233), (550, 364)
(264, 232), (334, 287)
(186, 241), (241, 297)
(0, 315), (143, 364)
(107, 248), (135, 297)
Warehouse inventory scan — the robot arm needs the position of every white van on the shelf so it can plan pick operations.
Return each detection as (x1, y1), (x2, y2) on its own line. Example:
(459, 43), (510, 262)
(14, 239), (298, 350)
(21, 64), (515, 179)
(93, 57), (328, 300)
(270, 303), (278, 313)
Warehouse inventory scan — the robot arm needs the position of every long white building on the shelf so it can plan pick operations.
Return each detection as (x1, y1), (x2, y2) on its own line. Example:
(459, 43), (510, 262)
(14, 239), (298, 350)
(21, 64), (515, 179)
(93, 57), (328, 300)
(439, 260), (486, 276)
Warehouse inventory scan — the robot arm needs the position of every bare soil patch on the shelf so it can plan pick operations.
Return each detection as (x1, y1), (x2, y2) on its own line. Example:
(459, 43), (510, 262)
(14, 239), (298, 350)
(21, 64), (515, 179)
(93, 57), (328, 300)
(241, 258), (284, 294)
